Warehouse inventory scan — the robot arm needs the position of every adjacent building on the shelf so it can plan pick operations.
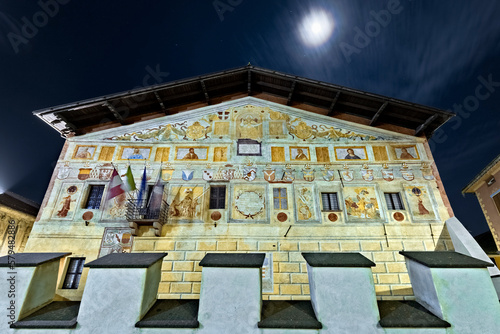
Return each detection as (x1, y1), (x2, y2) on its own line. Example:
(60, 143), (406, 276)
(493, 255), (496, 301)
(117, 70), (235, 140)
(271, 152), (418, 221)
(26, 65), (457, 302)
(0, 191), (39, 255)
(463, 154), (500, 265)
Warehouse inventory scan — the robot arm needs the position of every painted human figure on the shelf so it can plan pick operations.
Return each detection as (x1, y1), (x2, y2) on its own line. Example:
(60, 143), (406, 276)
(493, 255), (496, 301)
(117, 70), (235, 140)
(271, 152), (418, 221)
(57, 195), (74, 217)
(128, 148), (144, 159)
(399, 147), (415, 159)
(344, 148), (361, 159)
(76, 147), (92, 159)
(295, 148), (308, 160)
(417, 198), (430, 215)
(183, 148), (199, 160)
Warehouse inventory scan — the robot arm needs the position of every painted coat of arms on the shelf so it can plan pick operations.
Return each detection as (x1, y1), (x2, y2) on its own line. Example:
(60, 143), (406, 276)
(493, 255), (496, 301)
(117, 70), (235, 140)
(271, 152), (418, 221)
(282, 166), (295, 182)
(263, 167), (276, 182)
(341, 170), (354, 182)
(182, 169), (194, 181)
(361, 165), (374, 181)
(243, 166), (257, 182)
(78, 167), (92, 180)
(382, 169), (394, 181)
(401, 164), (414, 181)
(322, 166), (335, 181)
(99, 167), (113, 180)
(421, 163), (434, 180)
(302, 165), (315, 182)
(57, 163), (71, 179)
(203, 169), (214, 181)
(162, 168), (174, 181)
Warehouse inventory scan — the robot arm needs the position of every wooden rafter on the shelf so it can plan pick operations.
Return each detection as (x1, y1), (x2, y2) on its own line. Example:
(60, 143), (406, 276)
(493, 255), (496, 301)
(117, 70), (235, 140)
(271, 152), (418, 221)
(200, 80), (210, 105)
(327, 91), (341, 116)
(370, 101), (389, 126)
(104, 101), (124, 124)
(415, 114), (438, 137)
(287, 81), (296, 106)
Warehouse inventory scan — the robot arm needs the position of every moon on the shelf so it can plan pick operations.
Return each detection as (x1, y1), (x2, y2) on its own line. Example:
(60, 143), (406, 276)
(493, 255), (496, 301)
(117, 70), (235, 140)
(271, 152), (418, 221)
(299, 9), (335, 47)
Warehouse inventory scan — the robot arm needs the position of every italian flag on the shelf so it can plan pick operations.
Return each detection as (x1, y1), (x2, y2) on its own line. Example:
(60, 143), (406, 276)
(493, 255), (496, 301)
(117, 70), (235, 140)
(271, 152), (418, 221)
(123, 165), (137, 192)
(108, 168), (125, 199)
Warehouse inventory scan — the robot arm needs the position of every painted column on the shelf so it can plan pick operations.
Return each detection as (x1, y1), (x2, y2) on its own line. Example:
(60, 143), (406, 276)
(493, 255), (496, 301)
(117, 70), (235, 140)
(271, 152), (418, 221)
(401, 251), (500, 334)
(0, 252), (69, 334)
(197, 253), (265, 334)
(302, 252), (384, 334)
(75, 252), (167, 334)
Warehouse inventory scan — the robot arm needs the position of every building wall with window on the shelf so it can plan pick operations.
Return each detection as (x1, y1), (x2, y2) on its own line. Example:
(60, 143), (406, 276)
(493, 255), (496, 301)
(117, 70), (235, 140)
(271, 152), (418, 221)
(27, 95), (455, 301)
(463, 154), (500, 253)
(0, 192), (39, 256)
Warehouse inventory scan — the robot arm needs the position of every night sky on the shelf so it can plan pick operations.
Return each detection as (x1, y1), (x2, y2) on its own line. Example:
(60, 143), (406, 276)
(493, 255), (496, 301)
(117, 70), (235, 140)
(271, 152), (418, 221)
(1, 0), (499, 236)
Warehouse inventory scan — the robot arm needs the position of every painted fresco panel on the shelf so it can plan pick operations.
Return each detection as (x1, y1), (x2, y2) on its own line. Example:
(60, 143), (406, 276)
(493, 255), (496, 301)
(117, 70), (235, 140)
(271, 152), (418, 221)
(98, 227), (133, 257)
(404, 185), (437, 220)
(343, 186), (381, 220)
(73, 145), (96, 159)
(290, 146), (310, 161)
(294, 184), (317, 221)
(271, 147), (285, 162)
(394, 145), (420, 160)
(335, 147), (368, 160)
(214, 147), (228, 162)
(154, 147), (170, 162)
(102, 192), (128, 220)
(232, 184), (267, 221)
(175, 147), (209, 161)
(118, 146), (151, 160)
(98, 146), (115, 161)
(52, 184), (82, 220)
(168, 185), (204, 221)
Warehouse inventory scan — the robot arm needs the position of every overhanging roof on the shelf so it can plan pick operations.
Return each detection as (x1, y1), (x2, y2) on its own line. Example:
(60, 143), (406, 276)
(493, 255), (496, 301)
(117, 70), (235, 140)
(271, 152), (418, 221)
(34, 65), (454, 138)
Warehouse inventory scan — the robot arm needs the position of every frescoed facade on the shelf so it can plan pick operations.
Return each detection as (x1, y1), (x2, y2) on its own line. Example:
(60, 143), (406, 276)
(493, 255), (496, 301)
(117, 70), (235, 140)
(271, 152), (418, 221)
(26, 66), (457, 302)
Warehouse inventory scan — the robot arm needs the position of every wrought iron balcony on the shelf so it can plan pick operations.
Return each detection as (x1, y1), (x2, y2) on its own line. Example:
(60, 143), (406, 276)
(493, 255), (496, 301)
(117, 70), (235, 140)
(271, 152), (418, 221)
(126, 199), (169, 236)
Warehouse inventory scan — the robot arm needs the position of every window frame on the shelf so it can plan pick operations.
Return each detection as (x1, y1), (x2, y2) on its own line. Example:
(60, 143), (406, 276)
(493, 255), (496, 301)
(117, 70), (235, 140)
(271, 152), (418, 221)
(384, 192), (405, 210)
(209, 185), (226, 210)
(321, 192), (340, 211)
(273, 188), (288, 210)
(62, 257), (85, 290)
(84, 184), (105, 209)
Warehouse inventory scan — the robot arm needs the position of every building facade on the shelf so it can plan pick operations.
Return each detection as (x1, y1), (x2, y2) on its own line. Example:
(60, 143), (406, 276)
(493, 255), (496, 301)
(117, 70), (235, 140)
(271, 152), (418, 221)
(26, 66), (456, 302)
(0, 192), (39, 256)
(463, 154), (500, 265)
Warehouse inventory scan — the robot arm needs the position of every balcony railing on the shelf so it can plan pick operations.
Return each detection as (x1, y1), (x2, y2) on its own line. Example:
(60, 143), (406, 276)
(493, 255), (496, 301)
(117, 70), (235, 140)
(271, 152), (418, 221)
(126, 199), (169, 236)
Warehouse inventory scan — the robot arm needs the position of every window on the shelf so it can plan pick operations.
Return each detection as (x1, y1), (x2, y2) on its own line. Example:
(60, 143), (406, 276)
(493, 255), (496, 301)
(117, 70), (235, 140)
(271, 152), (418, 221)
(493, 192), (500, 214)
(384, 193), (404, 210)
(273, 188), (288, 210)
(85, 185), (105, 209)
(321, 193), (340, 211)
(62, 258), (85, 289)
(209, 186), (226, 209)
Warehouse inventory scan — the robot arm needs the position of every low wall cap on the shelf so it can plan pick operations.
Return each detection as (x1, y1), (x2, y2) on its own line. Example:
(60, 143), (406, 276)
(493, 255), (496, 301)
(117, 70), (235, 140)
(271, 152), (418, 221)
(0, 252), (70, 267)
(85, 253), (167, 268)
(199, 253), (265, 267)
(400, 251), (493, 268)
(302, 252), (375, 267)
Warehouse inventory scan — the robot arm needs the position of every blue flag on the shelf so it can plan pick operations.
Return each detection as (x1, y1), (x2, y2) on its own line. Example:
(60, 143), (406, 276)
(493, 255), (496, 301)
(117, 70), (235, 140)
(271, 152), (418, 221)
(137, 167), (147, 205)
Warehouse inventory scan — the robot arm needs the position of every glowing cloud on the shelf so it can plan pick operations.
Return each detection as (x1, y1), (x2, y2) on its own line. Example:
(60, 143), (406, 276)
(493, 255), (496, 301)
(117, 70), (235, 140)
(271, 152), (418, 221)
(299, 9), (335, 47)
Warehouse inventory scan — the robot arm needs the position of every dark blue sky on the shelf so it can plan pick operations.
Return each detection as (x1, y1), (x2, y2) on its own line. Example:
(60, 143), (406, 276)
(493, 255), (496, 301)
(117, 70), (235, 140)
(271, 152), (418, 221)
(0, 0), (499, 235)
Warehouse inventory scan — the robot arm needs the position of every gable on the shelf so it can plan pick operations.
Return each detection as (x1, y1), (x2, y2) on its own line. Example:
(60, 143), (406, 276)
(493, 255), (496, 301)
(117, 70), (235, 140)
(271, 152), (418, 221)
(73, 97), (415, 144)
